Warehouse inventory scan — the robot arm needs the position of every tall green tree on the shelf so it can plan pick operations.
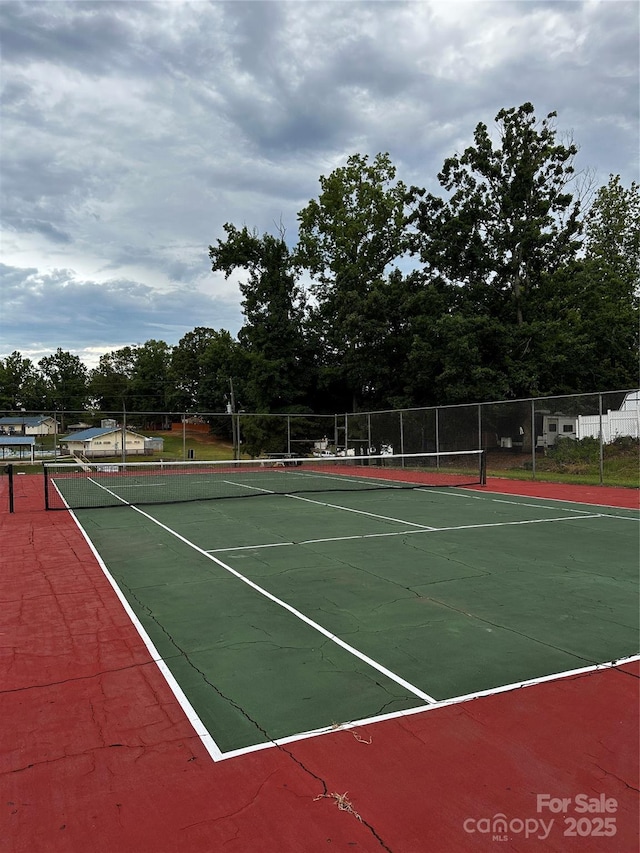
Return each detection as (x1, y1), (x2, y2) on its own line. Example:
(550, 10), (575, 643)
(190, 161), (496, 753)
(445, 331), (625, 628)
(129, 340), (173, 415)
(88, 346), (137, 412)
(406, 103), (589, 400)
(296, 152), (410, 410)
(210, 223), (311, 412)
(169, 327), (243, 413)
(0, 351), (47, 410)
(584, 174), (640, 282)
(38, 349), (89, 414)
(535, 175), (640, 391)
(409, 103), (582, 328)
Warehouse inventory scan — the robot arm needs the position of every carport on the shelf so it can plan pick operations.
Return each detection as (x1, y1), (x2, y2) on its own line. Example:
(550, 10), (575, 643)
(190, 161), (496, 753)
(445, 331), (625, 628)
(0, 436), (35, 462)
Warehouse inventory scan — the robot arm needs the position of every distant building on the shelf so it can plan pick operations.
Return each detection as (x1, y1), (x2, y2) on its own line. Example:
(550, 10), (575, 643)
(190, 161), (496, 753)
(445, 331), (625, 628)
(0, 436), (36, 461)
(144, 437), (164, 453)
(61, 427), (147, 458)
(0, 416), (59, 436)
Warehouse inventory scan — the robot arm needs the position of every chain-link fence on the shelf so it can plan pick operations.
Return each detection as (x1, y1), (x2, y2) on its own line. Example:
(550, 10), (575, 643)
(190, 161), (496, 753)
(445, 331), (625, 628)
(1, 389), (637, 486)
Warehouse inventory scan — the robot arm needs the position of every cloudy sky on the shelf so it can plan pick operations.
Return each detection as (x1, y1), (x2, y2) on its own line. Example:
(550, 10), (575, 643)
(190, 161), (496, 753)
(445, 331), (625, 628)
(1, 0), (638, 368)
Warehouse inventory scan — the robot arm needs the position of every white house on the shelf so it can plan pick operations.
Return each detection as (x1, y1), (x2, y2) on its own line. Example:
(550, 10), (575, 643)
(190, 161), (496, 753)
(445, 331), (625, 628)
(61, 427), (147, 458)
(0, 416), (59, 436)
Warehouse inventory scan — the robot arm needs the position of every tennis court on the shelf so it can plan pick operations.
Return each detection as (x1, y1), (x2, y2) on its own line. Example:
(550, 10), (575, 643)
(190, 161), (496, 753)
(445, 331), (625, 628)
(2, 458), (638, 851)
(49, 454), (638, 757)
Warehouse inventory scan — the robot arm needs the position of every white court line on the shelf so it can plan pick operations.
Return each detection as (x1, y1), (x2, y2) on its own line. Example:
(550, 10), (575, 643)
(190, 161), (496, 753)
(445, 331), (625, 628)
(287, 492), (436, 527)
(87, 476), (131, 504)
(67, 477), (638, 765)
(487, 497), (638, 522)
(206, 513), (604, 553)
(125, 502), (436, 704)
(113, 482), (166, 489)
(212, 540), (296, 552)
(223, 479), (436, 529)
(63, 504), (224, 763)
(74, 481), (436, 757)
(275, 469), (405, 489)
(219, 654), (640, 761)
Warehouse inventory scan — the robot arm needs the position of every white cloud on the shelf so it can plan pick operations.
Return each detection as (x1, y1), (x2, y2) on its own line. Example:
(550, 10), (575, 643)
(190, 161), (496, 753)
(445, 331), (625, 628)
(1, 0), (637, 367)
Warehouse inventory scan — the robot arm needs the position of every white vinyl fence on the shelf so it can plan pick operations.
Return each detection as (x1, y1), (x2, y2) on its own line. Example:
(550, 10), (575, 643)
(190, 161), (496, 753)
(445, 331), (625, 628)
(577, 409), (640, 442)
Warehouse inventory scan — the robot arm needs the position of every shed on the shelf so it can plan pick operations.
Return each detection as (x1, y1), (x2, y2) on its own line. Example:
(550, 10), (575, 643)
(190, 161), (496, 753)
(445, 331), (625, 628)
(144, 437), (164, 453)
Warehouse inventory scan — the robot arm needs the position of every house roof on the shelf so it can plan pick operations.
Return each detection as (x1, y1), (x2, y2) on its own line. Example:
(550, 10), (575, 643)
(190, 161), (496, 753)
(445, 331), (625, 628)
(62, 427), (143, 442)
(0, 416), (55, 426)
(621, 391), (640, 410)
(0, 436), (36, 446)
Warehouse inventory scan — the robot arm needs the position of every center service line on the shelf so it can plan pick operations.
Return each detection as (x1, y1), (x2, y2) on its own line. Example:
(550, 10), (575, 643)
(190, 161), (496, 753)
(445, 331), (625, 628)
(223, 479), (436, 528)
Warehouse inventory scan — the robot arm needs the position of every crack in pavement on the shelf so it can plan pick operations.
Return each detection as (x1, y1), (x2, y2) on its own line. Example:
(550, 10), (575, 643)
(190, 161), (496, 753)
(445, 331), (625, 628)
(116, 579), (397, 850)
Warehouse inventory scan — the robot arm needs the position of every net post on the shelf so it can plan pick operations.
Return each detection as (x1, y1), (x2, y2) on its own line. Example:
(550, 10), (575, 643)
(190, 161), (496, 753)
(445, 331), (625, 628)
(43, 463), (50, 510)
(480, 450), (487, 486)
(7, 464), (14, 513)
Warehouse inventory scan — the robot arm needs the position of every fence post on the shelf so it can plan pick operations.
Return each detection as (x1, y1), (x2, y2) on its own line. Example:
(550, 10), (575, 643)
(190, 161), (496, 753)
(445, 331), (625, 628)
(477, 404), (482, 450)
(531, 400), (536, 480)
(122, 406), (127, 463)
(598, 394), (604, 485)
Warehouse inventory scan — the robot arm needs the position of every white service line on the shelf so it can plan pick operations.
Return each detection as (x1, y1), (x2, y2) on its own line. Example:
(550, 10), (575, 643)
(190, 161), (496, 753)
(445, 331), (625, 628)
(223, 479), (436, 529)
(207, 513), (603, 553)
(281, 469), (403, 488)
(287, 492), (437, 527)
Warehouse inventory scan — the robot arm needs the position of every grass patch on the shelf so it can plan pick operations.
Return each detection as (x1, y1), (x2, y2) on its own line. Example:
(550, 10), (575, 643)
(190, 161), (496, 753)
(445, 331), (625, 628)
(486, 436), (639, 488)
(145, 430), (236, 461)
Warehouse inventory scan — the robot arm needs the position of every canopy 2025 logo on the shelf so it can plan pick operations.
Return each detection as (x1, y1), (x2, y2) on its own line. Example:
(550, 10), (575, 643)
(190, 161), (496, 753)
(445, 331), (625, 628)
(463, 793), (617, 842)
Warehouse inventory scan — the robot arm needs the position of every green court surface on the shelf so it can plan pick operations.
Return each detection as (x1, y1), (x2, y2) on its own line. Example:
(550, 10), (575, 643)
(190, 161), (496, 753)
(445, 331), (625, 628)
(74, 486), (639, 755)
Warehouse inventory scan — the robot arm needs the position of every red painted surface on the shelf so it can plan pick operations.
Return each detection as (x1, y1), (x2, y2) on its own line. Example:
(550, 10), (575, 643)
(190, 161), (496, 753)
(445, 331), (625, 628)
(2, 475), (638, 852)
(478, 477), (639, 509)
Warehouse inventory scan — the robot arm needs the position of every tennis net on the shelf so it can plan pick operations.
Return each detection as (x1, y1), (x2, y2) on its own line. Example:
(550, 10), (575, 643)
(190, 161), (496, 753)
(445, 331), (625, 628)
(43, 450), (486, 510)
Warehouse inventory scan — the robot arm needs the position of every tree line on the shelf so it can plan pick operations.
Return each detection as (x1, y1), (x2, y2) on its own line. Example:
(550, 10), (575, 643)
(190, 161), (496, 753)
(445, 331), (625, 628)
(2, 104), (638, 420)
